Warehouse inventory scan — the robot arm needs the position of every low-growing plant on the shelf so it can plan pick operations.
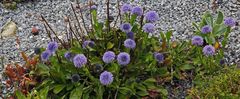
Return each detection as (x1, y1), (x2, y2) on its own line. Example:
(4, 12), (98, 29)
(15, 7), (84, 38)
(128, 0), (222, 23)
(6, 1), (236, 99)
(187, 66), (240, 98)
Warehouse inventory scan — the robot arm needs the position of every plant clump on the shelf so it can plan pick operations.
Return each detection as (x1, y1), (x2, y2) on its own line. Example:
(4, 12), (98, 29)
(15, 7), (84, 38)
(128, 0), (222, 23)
(3, 0), (237, 98)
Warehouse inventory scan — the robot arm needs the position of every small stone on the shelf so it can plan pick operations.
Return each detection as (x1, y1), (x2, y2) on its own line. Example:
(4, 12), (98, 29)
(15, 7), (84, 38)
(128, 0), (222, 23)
(64, 16), (69, 22)
(0, 21), (17, 37)
(31, 26), (39, 36)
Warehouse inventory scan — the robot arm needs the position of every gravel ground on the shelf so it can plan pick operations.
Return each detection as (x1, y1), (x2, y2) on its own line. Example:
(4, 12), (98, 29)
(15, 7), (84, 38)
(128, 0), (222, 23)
(0, 0), (239, 98)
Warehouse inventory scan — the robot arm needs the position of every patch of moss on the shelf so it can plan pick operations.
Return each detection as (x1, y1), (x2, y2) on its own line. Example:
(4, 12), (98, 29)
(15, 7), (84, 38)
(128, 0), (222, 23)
(188, 66), (240, 98)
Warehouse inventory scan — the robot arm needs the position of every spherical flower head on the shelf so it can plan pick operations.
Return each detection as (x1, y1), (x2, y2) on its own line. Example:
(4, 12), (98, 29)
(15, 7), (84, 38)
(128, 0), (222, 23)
(41, 50), (52, 62)
(71, 74), (80, 83)
(100, 71), (114, 85)
(94, 64), (103, 73)
(154, 52), (164, 62)
(102, 51), (116, 64)
(73, 54), (87, 68)
(90, 5), (97, 10)
(203, 45), (215, 56)
(126, 32), (134, 39)
(121, 4), (132, 14)
(131, 6), (143, 16)
(220, 59), (225, 65)
(145, 11), (159, 23)
(117, 52), (130, 66)
(224, 17), (235, 27)
(82, 40), (95, 49)
(120, 23), (132, 33)
(64, 52), (74, 61)
(201, 25), (212, 34)
(192, 36), (203, 46)
(124, 39), (136, 49)
(47, 41), (58, 53)
(143, 23), (155, 33)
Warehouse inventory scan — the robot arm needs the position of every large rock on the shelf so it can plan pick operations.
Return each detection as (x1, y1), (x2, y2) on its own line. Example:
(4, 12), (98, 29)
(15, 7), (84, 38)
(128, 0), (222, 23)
(0, 21), (17, 37)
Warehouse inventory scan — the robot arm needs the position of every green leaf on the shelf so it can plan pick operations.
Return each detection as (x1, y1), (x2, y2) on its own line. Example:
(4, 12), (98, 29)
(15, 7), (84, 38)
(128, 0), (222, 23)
(144, 78), (156, 83)
(192, 22), (200, 31)
(135, 84), (147, 91)
(70, 85), (83, 99)
(15, 90), (26, 99)
(119, 87), (132, 95)
(130, 14), (137, 25)
(53, 84), (66, 94)
(180, 64), (194, 71)
(216, 11), (224, 24)
(36, 63), (50, 76)
(166, 30), (173, 43)
(158, 88), (168, 96)
(136, 91), (149, 96)
(107, 42), (114, 49)
(107, 63), (119, 73)
(38, 86), (49, 99)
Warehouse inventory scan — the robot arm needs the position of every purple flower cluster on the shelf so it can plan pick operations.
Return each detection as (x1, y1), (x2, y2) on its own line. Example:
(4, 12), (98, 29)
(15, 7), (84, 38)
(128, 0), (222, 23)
(120, 23), (132, 33)
(82, 40), (95, 49)
(47, 41), (58, 53)
(154, 52), (164, 63)
(41, 50), (52, 62)
(201, 25), (212, 34)
(41, 41), (58, 61)
(126, 32), (134, 39)
(143, 23), (155, 33)
(64, 52), (75, 61)
(192, 36), (203, 46)
(131, 6), (143, 16)
(102, 51), (116, 64)
(203, 45), (215, 56)
(90, 5), (97, 10)
(73, 54), (87, 68)
(100, 71), (114, 85)
(121, 4), (132, 14)
(224, 17), (235, 27)
(145, 11), (159, 23)
(117, 52), (130, 66)
(124, 39), (136, 49)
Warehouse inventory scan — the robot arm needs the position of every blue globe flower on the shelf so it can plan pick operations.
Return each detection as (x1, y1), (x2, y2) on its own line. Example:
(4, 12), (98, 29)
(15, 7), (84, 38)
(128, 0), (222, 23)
(102, 51), (116, 64)
(100, 71), (114, 85)
(192, 36), (203, 46)
(82, 40), (95, 49)
(154, 52), (164, 63)
(131, 6), (143, 16)
(73, 54), (87, 68)
(126, 32), (134, 39)
(145, 11), (159, 23)
(41, 50), (52, 62)
(47, 41), (58, 53)
(224, 17), (235, 27)
(124, 39), (136, 49)
(121, 4), (132, 14)
(120, 23), (132, 33)
(117, 52), (130, 66)
(203, 45), (215, 56)
(201, 25), (212, 34)
(143, 23), (155, 33)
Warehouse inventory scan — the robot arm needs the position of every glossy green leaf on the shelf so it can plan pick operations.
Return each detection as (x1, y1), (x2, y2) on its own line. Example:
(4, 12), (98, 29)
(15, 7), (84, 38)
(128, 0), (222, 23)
(136, 91), (149, 96)
(70, 85), (83, 99)
(107, 42), (114, 49)
(16, 90), (26, 99)
(180, 64), (194, 71)
(216, 11), (224, 24)
(53, 84), (66, 94)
